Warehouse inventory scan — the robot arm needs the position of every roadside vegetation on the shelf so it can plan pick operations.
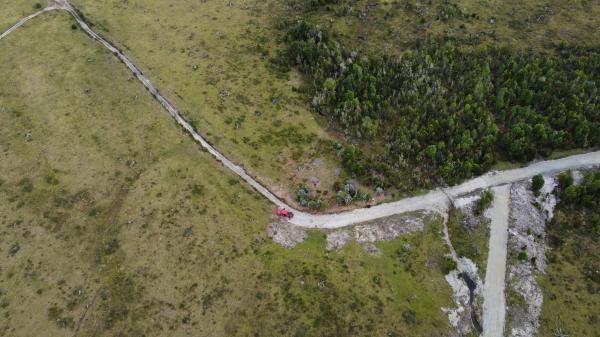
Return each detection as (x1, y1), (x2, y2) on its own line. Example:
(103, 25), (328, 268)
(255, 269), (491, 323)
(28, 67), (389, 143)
(447, 209), (489, 276)
(0, 12), (453, 336)
(539, 170), (600, 337)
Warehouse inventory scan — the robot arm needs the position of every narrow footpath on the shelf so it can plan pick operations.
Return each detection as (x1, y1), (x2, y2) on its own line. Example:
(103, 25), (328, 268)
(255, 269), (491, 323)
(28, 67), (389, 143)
(482, 185), (511, 337)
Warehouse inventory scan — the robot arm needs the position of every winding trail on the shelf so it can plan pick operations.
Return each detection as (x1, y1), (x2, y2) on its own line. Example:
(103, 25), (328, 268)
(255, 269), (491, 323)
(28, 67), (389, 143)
(482, 185), (511, 337)
(2, 1), (600, 229)
(0, 6), (57, 40)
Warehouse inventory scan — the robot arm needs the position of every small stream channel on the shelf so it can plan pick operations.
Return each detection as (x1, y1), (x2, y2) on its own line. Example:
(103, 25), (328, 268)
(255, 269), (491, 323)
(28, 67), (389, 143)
(460, 272), (483, 334)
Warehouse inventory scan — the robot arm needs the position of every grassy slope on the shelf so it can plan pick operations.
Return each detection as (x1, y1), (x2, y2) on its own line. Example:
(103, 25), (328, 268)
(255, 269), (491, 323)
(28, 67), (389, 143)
(307, 0), (600, 56)
(0, 1), (41, 32)
(0, 12), (452, 337)
(538, 203), (600, 336)
(68, 0), (351, 206)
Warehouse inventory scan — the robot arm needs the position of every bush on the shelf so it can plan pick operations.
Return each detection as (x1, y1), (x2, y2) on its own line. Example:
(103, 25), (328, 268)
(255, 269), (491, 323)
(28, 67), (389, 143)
(531, 175), (544, 196)
(295, 184), (322, 209)
(476, 189), (494, 215)
(517, 251), (528, 261)
(440, 255), (457, 274)
(335, 181), (370, 205)
(558, 171), (574, 190)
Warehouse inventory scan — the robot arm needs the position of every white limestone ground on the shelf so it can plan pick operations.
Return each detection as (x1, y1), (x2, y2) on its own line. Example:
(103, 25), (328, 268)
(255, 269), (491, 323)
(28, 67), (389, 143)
(505, 176), (557, 337)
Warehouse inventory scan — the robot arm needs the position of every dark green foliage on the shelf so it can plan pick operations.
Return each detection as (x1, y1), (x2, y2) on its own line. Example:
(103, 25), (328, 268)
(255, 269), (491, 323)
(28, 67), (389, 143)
(295, 184), (323, 209)
(531, 175), (545, 196)
(440, 255), (457, 274)
(476, 189), (494, 215)
(557, 170), (574, 190)
(282, 20), (600, 189)
(517, 251), (528, 261)
(335, 181), (370, 205)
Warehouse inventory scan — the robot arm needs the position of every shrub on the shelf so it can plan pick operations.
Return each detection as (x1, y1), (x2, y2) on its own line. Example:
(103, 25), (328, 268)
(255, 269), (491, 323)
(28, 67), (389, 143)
(295, 184), (322, 209)
(531, 175), (544, 196)
(476, 189), (494, 215)
(558, 171), (574, 190)
(517, 251), (528, 261)
(440, 255), (457, 274)
(191, 183), (205, 196)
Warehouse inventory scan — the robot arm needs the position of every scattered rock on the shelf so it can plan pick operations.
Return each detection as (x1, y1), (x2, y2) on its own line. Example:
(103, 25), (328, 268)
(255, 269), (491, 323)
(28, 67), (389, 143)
(505, 179), (557, 337)
(354, 214), (424, 243)
(362, 243), (380, 255)
(326, 230), (351, 251)
(573, 170), (584, 185)
(313, 158), (322, 167)
(267, 222), (307, 248)
(25, 131), (32, 141)
(309, 176), (319, 186)
(442, 270), (473, 336)
(218, 90), (231, 98)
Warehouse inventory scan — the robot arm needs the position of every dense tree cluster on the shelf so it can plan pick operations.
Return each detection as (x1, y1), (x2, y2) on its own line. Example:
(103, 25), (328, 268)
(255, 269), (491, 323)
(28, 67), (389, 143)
(283, 20), (600, 189)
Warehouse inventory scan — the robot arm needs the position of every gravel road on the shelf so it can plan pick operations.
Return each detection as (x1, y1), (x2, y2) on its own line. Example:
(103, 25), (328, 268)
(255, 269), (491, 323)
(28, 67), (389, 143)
(3, 2), (600, 229)
(481, 185), (511, 337)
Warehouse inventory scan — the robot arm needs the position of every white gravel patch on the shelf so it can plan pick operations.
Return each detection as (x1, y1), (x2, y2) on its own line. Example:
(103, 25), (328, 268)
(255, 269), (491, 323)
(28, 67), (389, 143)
(267, 222), (307, 248)
(325, 230), (352, 251)
(442, 270), (472, 335)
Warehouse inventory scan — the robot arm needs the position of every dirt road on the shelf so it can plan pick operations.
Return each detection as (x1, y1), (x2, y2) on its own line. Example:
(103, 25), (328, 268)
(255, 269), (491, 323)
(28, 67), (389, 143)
(482, 185), (511, 337)
(3, 3), (600, 229)
(0, 6), (57, 40)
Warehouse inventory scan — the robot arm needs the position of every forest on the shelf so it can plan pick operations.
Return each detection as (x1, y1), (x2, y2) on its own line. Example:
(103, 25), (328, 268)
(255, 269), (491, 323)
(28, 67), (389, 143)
(281, 20), (600, 191)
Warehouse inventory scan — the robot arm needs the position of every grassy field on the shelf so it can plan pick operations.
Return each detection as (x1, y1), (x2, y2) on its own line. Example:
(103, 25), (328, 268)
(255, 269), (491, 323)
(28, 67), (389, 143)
(0, 0), (42, 32)
(0, 11), (453, 336)
(538, 178), (600, 337)
(300, 0), (600, 56)
(67, 0), (358, 208)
